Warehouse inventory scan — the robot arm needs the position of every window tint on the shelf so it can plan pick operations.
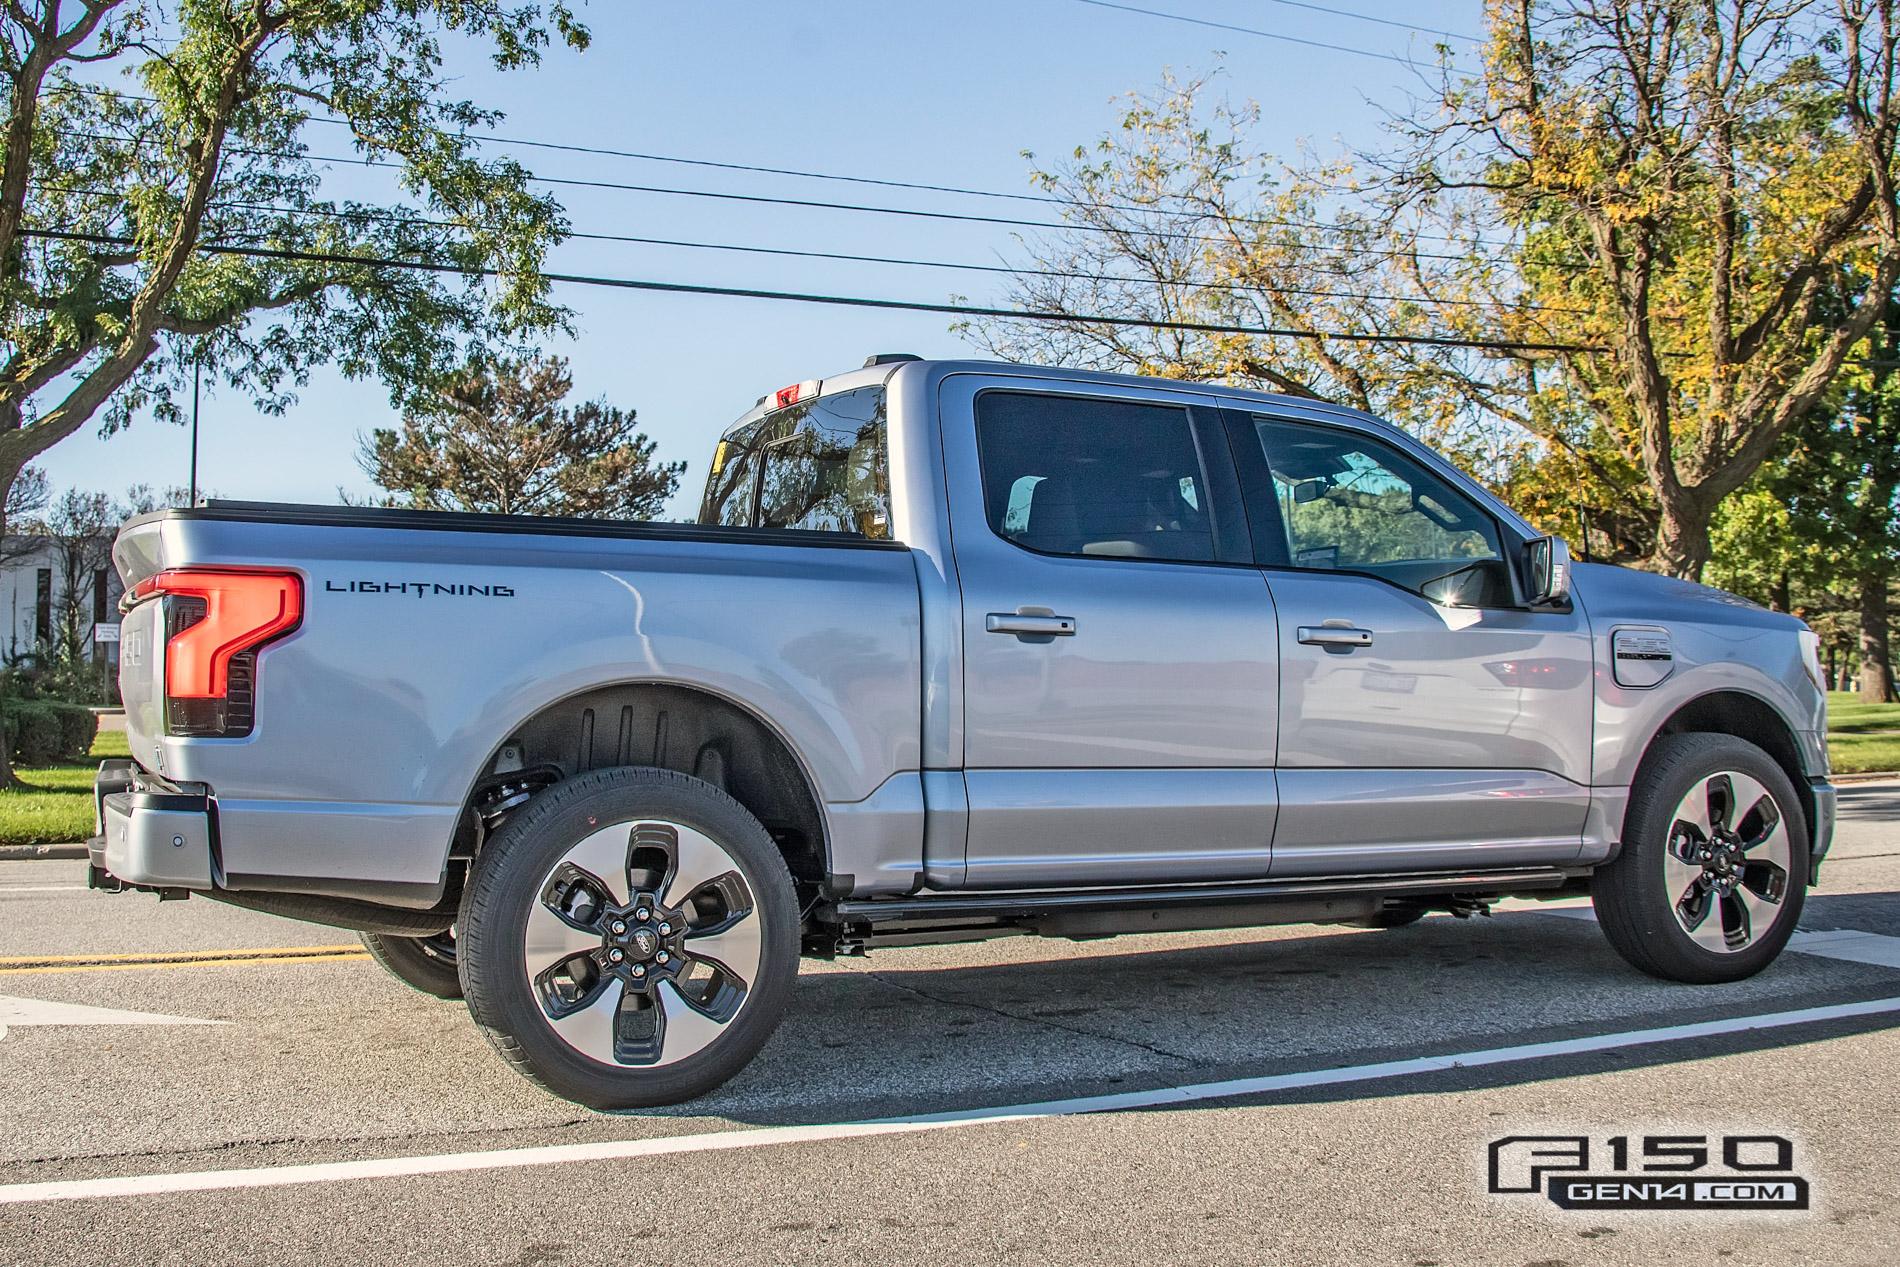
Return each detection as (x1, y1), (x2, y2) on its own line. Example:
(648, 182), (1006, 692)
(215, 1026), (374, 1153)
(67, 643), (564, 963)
(700, 421), (763, 527)
(976, 392), (1215, 563)
(1251, 417), (1510, 605)
(698, 386), (891, 537)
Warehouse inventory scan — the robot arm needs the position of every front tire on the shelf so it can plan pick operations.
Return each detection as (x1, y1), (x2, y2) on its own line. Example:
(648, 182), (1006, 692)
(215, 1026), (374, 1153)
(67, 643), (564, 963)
(1593, 733), (1808, 984)
(361, 930), (463, 999)
(458, 767), (798, 1110)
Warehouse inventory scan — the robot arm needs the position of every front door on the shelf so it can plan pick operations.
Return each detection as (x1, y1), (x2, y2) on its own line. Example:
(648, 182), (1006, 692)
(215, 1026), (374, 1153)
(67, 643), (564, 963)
(940, 375), (1281, 889)
(1224, 410), (1596, 877)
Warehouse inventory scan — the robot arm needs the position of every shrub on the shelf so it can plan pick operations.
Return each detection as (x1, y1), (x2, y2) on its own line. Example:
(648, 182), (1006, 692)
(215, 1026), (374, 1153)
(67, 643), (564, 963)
(1, 697), (99, 764)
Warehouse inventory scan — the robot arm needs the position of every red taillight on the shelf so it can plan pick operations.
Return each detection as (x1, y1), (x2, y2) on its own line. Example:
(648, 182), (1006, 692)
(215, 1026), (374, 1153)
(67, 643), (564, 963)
(133, 569), (302, 699)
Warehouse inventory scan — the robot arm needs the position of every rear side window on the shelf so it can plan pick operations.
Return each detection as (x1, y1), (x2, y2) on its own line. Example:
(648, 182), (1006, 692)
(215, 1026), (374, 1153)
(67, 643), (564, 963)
(701, 425), (764, 527)
(975, 392), (1215, 563)
(698, 386), (891, 537)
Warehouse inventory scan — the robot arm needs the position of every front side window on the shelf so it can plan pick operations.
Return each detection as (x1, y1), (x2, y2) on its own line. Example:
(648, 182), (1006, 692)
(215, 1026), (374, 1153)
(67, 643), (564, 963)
(976, 392), (1215, 563)
(698, 386), (891, 537)
(1251, 417), (1511, 606)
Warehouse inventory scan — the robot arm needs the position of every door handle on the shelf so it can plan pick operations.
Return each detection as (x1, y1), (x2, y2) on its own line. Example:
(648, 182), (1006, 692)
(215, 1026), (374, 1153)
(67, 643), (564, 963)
(1297, 625), (1373, 648)
(986, 613), (1077, 637)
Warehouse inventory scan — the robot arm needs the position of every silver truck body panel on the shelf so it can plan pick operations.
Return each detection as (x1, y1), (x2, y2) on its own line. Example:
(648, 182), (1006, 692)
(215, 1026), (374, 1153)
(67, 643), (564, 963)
(113, 513), (922, 904)
(102, 357), (1834, 909)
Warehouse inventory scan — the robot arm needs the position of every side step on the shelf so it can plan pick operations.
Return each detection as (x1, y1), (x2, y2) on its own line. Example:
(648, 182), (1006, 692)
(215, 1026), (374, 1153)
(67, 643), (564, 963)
(811, 867), (1587, 953)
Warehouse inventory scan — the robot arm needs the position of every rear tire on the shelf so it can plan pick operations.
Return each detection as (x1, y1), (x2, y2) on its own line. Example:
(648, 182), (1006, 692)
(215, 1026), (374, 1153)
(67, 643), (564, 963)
(459, 767), (798, 1110)
(1593, 733), (1808, 985)
(361, 931), (463, 1000)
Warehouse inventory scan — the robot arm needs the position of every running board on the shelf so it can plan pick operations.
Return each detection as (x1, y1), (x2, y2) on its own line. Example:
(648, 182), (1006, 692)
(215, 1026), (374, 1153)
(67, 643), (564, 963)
(812, 867), (1587, 952)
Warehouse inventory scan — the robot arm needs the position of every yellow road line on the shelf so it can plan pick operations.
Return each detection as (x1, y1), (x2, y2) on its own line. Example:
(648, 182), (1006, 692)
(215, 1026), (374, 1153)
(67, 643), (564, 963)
(0, 945), (369, 975)
(0, 953), (373, 976)
(0, 945), (359, 967)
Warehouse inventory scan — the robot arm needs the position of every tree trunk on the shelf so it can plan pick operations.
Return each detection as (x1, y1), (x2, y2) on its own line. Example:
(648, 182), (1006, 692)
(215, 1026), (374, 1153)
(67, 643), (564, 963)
(1648, 493), (1714, 580)
(1860, 572), (1899, 704)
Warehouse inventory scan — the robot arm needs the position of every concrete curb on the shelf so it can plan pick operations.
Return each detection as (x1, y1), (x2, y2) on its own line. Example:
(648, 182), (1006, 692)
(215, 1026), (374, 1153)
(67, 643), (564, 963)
(1833, 771), (1900, 784)
(0, 843), (88, 861)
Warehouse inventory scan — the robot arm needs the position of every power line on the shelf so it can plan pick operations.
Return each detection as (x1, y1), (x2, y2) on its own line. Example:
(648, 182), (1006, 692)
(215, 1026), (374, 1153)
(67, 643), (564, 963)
(1068, 0), (1466, 68)
(34, 180), (1586, 315)
(71, 127), (1502, 263)
(20, 225), (1611, 355)
(254, 145), (1501, 264)
(1258, 0), (1481, 43)
(54, 83), (1513, 249)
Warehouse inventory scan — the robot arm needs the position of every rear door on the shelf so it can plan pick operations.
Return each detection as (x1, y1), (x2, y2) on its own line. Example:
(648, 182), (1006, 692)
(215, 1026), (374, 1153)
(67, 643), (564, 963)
(940, 374), (1281, 888)
(1224, 409), (1595, 877)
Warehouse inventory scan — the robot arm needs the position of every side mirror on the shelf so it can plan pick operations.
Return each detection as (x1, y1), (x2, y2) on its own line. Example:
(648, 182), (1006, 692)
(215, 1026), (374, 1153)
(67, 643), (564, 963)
(1526, 535), (1572, 608)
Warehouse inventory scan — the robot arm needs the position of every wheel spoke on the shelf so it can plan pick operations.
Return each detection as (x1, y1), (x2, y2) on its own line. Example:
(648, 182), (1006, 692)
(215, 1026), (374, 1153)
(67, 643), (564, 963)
(1733, 882), (1781, 948)
(1662, 835), (1703, 910)
(524, 893), (603, 978)
(547, 976), (626, 1065)
(1738, 797), (1789, 870)
(651, 978), (728, 1067)
(1673, 778), (1715, 839)
(562, 823), (635, 907)
(685, 908), (763, 987)
(1682, 886), (1729, 952)
(661, 824), (741, 909)
(1705, 773), (1737, 833)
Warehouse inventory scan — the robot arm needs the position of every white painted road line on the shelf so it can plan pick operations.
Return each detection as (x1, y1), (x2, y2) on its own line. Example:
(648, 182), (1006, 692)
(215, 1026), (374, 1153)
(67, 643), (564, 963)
(1791, 929), (1900, 970)
(0, 885), (89, 894)
(2, 994), (1896, 1206)
(1514, 901), (1900, 970)
(0, 996), (226, 1028)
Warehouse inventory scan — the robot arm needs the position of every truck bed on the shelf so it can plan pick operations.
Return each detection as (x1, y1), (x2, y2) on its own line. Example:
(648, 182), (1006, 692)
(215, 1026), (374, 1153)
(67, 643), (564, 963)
(111, 500), (925, 908)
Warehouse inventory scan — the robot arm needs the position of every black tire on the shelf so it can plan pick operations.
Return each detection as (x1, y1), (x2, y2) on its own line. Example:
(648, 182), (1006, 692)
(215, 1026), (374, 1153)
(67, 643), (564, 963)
(458, 766), (798, 1110)
(361, 930), (463, 1000)
(1350, 905), (1427, 930)
(1593, 733), (1808, 985)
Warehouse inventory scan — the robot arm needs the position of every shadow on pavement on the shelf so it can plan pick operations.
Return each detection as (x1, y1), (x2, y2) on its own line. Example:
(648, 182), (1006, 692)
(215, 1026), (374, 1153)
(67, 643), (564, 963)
(667, 889), (1900, 1126)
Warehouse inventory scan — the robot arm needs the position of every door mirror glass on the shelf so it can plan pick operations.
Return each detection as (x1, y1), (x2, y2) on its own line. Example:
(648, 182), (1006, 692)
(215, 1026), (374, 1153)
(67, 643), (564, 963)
(1526, 535), (1572, 607)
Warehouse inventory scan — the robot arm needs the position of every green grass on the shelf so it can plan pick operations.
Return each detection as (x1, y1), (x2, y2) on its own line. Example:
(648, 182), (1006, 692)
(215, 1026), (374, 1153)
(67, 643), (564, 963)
(0, 728), (127, 846)
(1827, 691), (1900, 774)
(3, 693), (1894, 848)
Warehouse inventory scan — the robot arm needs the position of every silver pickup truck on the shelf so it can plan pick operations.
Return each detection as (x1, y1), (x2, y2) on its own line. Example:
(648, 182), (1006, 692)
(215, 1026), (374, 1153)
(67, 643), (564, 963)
(94, 356), (1837, 1108)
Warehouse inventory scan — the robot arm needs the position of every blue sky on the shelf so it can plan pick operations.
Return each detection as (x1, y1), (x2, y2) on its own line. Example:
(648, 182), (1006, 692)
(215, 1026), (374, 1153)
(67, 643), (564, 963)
(44, 0), (1484, 519)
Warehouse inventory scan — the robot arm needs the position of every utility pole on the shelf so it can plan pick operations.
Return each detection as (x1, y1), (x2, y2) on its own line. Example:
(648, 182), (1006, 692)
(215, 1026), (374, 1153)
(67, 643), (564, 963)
(189, 347), (202, 505)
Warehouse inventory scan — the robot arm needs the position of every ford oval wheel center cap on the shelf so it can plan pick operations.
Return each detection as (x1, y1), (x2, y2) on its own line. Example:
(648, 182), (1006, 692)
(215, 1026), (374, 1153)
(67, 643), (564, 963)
(597, 894), (687, 983)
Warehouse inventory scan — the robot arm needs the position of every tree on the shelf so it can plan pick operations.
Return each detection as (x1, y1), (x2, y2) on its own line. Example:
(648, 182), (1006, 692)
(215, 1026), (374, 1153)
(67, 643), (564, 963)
(970, 2), (1900, 579)
(1430, 0), (1900, 579)
(358, 355), (683, 519)
(1719, 308), (1900, 702)
(0, 464), (47, 564)
(39, 487), (114, 664)
(0, 0), (589, 545)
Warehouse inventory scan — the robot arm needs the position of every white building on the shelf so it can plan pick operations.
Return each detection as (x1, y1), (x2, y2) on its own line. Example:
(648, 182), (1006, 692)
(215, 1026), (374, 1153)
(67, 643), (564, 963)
(0, 533), (124, 672)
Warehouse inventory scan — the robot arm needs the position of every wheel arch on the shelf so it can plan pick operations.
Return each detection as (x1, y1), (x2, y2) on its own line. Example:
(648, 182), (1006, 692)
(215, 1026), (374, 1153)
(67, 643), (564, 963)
(455, 680), (833, 893)
(1626, 689), (1814, 845)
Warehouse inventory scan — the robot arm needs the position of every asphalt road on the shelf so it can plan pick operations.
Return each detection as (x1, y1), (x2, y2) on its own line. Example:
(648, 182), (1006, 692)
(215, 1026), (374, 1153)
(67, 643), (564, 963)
(2, 784), (1898, 1265)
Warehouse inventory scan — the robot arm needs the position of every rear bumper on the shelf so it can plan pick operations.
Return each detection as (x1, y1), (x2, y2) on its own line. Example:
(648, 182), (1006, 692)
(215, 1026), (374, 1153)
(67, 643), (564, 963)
(90, 762), (216, 891)
(90, 761), (454, 907)
(1809, 776), (1836, 887)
